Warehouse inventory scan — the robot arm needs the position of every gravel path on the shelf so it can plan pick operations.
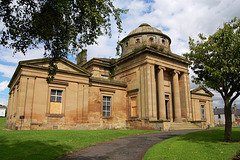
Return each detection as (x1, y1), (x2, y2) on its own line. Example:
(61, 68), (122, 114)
(61, 130), (201, 160)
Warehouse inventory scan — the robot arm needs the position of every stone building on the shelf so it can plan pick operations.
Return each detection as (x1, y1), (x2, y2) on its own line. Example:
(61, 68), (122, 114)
(214, 103), (240, 126)
(5, 24), (214, 130)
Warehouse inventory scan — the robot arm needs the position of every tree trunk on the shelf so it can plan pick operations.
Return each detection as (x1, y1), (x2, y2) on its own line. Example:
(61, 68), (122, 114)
(224, 99), (232, 142)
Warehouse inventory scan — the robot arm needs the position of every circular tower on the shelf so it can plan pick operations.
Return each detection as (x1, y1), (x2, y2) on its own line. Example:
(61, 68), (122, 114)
(121, 23), (171, 57)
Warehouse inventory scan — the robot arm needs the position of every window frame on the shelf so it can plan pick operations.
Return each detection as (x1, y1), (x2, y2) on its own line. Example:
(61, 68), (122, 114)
(50, 89), (63, 103)
(201, 105), (205, 119)
(48, 86), (66, 116)
(102, 96), (111, 117)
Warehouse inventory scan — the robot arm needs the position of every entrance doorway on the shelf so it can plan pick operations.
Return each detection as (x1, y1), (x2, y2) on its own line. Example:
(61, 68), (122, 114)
(165, 100), (168, 120)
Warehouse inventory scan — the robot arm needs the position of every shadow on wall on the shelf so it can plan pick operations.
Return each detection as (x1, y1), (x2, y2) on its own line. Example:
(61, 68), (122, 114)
(0, 136), (72, 160)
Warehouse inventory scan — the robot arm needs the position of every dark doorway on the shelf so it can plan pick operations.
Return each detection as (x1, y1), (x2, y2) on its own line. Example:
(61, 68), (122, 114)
(165, 100), (168, 120)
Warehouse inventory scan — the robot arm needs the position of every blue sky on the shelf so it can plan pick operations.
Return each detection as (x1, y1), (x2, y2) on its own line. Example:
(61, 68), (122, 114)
(0, 0), (240, 108)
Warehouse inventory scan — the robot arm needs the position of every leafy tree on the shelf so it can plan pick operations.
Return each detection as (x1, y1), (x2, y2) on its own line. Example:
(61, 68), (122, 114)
(184, 17), (240, 142)
(0, 0), (127, 82)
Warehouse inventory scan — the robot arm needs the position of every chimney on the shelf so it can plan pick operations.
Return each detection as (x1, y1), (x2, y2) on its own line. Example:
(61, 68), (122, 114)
(76, 49), (87, 66)
(234, 103), (237, 115)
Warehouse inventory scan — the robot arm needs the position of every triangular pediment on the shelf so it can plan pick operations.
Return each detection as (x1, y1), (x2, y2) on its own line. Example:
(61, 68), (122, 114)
(191, 86), (214, 97)
(19, 58), (91, 77)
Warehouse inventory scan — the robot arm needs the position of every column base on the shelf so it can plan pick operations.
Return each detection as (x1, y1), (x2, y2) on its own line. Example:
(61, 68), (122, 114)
(174, 118), (182, 123)
(149, 117), (158, 121)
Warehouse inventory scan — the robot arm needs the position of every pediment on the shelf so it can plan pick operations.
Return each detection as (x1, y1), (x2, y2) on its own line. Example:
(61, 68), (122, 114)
(191, 86), (214, 97)
(19, 58), (91, 77)
(195, 89), (208, 94)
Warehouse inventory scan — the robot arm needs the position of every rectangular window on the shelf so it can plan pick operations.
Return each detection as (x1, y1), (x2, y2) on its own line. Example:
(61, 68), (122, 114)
(131, 96), (137, 117)
(218, 114), (221, 119)
(201, 105), (205, 119)
(50, 90), (62, 102)
(50, 89), (62, 114)
(103, 96), (111, 116)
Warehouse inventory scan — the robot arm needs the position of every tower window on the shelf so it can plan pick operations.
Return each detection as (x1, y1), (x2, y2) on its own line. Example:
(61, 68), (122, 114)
(149, 37), (154, 42)
(136, 38), (140, 43)
(162, 39), (165, 45)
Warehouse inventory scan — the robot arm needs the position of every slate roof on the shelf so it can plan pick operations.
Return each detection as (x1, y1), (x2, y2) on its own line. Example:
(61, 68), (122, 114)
(0, 105), (7, 109)
(214, 107), (240, 115)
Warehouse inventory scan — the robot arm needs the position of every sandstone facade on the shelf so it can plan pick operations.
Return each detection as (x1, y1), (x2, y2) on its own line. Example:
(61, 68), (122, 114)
(5, 24), (214, 130)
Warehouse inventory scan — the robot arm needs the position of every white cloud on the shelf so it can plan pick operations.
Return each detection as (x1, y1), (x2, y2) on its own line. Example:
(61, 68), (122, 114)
(0, 81), (8, 91)
(86, 36), (117, 60)
(0, 97), (8, 106)
(0, 47), (45, 64)
(114, 0), (240, 55)
(0, 64), (16, 78)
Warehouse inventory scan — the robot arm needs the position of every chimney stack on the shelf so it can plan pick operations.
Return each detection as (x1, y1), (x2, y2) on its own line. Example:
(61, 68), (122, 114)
(234, 103), (237, 115)
(76, 49), (87, 66)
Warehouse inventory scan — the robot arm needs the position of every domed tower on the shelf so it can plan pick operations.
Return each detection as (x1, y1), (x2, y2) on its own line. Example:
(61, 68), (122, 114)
(121, 23), (171, 56)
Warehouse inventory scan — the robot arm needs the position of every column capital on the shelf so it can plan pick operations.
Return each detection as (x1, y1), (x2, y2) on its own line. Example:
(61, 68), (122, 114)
(157, 66), (166, 71)
(170, 69), (180, 75)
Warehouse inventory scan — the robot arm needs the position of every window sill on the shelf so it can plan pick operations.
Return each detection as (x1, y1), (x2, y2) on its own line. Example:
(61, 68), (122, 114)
(101, 116), (112, 119)
(48, 114), (64, 118)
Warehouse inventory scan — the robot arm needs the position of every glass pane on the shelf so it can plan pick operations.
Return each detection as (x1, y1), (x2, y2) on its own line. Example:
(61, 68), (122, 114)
(107, 97), (111, 101)
(107, 112), (110, 116)
(51, 90), (56, 96)
(50, 96), (55, 102)
(103, 101), (106, 106)
(107, 106), (110, 111)
(107, 102), (111, 107)
(57, 91), (62, 96)
(57, 97), (62, 102)
(103, 111), (106, 116)
(103, 106), (106, 110)
(103, 96), (106, 101)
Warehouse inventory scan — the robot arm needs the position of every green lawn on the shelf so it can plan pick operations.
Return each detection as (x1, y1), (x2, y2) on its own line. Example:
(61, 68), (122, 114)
(0, 118), (159, 160)
(144, 127), (240, 160)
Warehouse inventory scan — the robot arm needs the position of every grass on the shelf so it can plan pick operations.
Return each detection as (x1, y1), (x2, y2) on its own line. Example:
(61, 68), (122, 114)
(143, 127), (240, 160)
(0, 118), (159, 160)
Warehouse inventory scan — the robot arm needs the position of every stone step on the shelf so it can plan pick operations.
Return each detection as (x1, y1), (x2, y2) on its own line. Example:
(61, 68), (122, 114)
(170, 122), (201, 130)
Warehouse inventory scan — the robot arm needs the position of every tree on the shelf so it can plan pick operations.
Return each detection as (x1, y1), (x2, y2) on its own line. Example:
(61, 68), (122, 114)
(0, 0), (127, 82)
(184, 17), (240, 142)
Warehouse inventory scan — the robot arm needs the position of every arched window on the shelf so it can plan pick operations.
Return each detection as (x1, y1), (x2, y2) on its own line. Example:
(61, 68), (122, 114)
(136, 38), (140, 43)
(149, 37), (154, 42)
(162, 39), (165, 45)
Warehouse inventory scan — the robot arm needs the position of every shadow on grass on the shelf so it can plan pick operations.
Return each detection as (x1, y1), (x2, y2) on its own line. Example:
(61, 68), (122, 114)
(176, 129), (240, 144)
(0, 136), (72, 160)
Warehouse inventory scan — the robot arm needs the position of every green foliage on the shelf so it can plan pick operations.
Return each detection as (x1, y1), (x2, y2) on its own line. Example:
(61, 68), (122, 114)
(0, 118), (159, 160)
(0, 0), (127, 82)
(133, 44), (147, 53)
(0, 0), (127, 56)
(184, 17), (240, 141)
(144, 127), (240, 160)
(150, 44), (158, 50)
(109, 64), (116, 80)
(159, 46), (164, 52)
(184, 17), (240, 101)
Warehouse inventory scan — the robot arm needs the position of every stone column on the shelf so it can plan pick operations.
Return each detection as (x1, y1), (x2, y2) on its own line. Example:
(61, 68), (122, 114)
(172, 70), (182, 122)
(157, 66), (166, 120)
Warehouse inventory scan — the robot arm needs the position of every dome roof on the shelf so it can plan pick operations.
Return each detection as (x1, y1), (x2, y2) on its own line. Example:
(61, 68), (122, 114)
(121, 23), (171, 44)
(127, 23), (163, 36)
